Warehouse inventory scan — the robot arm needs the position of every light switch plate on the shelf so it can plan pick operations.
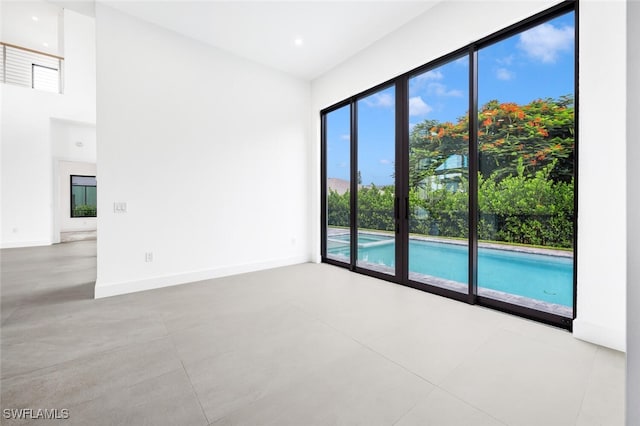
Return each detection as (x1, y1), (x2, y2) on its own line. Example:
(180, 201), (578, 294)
(113, 202), (127, 213)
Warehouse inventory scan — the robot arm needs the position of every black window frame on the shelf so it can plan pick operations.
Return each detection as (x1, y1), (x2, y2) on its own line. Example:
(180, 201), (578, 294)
(320, 0), (578, 330)
(70, 174), (97, 218)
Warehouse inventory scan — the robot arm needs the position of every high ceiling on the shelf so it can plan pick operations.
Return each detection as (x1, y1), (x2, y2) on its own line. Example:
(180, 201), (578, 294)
(1, 1), (439, 80)
(2, 1), (62, 56)
(100, 1), (438, 80)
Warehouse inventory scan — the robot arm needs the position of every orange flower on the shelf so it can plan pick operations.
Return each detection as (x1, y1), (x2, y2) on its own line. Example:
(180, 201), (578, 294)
(437, 128), (445, 138)
(500, 103), (519, 113)
(483, 117), (492, 127)
(538, 128), (549, 137)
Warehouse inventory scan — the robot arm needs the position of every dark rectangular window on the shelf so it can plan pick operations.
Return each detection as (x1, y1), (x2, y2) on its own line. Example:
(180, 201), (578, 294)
(71, 175), (97, 218)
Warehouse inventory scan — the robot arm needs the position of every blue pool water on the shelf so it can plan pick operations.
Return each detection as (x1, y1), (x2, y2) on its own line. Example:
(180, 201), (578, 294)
(328, 235), (573, 307)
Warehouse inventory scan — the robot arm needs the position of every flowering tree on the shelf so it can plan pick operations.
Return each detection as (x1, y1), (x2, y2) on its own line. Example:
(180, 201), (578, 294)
(409, 95), (574, 187)
(327, 95), (575, 249)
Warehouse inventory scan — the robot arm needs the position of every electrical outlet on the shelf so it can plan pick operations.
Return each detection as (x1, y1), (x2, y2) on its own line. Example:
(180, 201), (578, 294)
(145, 252), (153, 262)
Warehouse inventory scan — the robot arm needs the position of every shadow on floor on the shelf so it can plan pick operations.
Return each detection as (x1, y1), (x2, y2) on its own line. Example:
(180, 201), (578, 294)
(28, 281), (96, 306)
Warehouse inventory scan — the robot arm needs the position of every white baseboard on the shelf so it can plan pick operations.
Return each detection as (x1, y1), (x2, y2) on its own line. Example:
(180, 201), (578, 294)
(94, 255), (310, 299)
(1, 240), (52, 249)
(573, 318), (626, 352)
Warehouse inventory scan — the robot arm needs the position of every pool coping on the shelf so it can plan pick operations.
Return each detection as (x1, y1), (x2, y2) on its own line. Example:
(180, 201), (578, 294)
(327, 228), (573, 258)
(326, 231), (574, 318)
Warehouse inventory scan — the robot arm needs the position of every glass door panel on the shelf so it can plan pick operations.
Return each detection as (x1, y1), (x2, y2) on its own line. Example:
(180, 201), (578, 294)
(476, 11), (575, 316)
(356, 87), (396, 275)
(325, 105), (352, 263)
(407, 59), (470, 293)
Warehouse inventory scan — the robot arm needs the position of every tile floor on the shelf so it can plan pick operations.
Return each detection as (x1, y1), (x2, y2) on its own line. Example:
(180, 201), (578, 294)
(0, 241), (625, 425)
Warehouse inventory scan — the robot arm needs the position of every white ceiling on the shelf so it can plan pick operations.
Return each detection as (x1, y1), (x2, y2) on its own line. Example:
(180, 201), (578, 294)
(2, 0), (62, 56)
(1, 1), (439, 80)
(100, 1), (438, 80)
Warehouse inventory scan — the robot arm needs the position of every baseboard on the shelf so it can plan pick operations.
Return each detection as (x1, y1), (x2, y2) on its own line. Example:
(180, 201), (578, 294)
(573, 318), (626, 352)
(94, 255), (310, 299)
(1, 240), (53, 249)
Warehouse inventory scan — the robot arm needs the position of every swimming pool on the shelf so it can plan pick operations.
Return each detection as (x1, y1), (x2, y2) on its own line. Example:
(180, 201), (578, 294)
(328, 233), (573, 308)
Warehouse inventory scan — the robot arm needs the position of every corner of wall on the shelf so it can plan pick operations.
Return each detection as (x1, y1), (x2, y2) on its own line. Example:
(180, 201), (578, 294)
(573, 319), (626, 353)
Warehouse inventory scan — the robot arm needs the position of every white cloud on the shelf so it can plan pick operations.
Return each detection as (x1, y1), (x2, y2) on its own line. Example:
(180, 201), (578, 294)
(363, 92), (394, 108)
(340, 134), (350, 141)
(379, 159), (391, 165)
(454, 56), (469, 67)
(428, 82), (463, 97)
(415, 70), (443, 81)
(338, 162), (347, 168)
(409, 96), (432, 116)
(496, 67), (515, 81)
(497, 55), (515, 66)
(517, 23), (574, 63)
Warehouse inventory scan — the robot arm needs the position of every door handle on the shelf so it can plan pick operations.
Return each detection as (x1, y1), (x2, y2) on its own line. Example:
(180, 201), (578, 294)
(394, 197), (400, 219)
(405, 197), (409, 220)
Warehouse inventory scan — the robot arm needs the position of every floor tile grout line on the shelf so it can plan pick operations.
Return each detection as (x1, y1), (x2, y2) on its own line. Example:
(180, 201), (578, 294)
(296, 307), (507, 426)
(176, 356), (211, 425)
(431, 384), (510, 426)
(285, 293), (512, 426)
(163, 316), (211, 425)
(186, 300), (384, 425)
(390, 398), (423, 426)
(0, 330), (171, 382)
(573, 345), (601, 424)
(284, 299), (442, 389)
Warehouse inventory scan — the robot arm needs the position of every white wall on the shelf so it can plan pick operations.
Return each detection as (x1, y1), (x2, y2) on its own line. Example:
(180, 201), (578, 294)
(627, 0), (639, 423)
(310, 0), (627, 351)
(1, 85), (58, 247)
(0, 9), (96, 248)
(51, 119), (96, 162)
(94, 5), (311, 297)
(572, 0), (626, 352)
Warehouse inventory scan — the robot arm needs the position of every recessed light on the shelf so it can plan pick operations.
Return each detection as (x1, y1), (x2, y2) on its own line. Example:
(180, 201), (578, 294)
(43, 42), (49, 47)
(294, 38), (303, 47)
(32, 16), (39, 21)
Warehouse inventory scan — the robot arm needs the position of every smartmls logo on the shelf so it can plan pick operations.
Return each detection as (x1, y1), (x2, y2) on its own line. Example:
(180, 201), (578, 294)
(3, 408), (70, 420)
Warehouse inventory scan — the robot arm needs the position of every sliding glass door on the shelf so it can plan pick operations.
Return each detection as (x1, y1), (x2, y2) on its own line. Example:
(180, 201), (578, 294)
(407, 58), (470, 293)
(356, 86), (397, 275)
(325, 105), (352, 264)
(476, 11), (575, 316)
(322, 3), (575, 328)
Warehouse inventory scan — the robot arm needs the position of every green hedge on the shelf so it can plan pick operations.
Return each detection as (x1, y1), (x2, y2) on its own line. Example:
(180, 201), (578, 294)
(327, 160), (573, 249)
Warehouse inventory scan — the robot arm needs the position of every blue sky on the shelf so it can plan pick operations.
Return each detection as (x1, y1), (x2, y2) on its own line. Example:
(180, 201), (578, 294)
(327, 11), (574, 186)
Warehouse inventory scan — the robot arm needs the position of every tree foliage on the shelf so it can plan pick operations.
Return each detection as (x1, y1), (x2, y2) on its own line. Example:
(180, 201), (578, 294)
(327, 96), (575, 249)
(410, 95), (574, 186)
